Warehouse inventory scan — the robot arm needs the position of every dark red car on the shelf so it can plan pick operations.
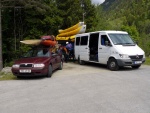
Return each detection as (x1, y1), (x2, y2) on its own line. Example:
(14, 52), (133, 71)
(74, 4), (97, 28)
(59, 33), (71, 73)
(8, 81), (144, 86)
(11, 46), (63, 78)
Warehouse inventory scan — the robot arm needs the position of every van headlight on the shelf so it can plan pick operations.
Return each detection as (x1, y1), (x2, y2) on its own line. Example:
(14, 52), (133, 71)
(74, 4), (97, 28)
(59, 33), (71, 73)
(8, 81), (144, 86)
(33, 64), (45, 68)
(12, 64), (20, 68)
(119, 54), (129, 59)
(143, 53), (145, 58)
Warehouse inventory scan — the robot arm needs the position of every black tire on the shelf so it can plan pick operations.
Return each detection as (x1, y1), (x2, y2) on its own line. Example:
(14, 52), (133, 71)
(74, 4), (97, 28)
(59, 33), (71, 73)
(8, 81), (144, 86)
(47, 65), (52, 77)
(108, 58), (119, 71)
(78, 57), (85, 65)
(58, 61), (63, 70)
(17, 76), (23, 79)
(132, 65), (141, 69)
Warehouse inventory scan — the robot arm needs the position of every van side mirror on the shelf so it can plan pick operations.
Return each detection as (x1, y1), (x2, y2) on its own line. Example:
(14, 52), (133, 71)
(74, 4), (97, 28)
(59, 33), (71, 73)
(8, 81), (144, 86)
(105, 41), (108, 46)
(135, 41), (138, 45)
(105, 41), (112, 46)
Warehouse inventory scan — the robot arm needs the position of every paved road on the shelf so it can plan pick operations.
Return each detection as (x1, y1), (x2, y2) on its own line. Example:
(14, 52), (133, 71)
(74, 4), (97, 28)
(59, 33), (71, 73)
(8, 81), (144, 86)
(0, 62), (150, 113)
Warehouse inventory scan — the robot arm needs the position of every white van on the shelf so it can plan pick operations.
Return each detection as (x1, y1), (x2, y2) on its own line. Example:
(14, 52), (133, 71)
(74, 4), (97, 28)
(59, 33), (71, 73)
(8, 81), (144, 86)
(74, 31), (145, 71)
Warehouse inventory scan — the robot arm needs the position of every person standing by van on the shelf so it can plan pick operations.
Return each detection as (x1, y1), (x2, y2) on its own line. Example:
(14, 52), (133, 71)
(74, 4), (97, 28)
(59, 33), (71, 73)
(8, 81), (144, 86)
(66, 42), (74, 61)
(58, 45), (69, 63)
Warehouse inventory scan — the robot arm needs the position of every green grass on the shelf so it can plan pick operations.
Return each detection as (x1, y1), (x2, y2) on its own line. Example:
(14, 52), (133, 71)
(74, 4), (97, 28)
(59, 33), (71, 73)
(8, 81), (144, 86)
(144, 57), (150, 65)
(0, 72), (17, 81)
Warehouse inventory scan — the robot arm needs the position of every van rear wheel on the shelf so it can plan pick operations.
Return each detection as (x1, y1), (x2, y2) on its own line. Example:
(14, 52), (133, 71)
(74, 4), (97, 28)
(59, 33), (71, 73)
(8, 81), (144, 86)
(108, 58), (119, 71)
(78, 57), (85, 65)
(58, 61), (63, 70)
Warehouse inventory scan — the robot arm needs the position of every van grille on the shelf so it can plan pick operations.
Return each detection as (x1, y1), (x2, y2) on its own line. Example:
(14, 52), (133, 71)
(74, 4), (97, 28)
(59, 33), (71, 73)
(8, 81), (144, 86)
(129, 55), (143, 60)
(20, 64), (33, 67)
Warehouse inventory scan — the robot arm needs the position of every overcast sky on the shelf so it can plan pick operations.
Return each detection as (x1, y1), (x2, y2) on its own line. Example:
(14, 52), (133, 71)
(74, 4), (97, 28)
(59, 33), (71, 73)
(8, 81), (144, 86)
(91, 0), (105, 4)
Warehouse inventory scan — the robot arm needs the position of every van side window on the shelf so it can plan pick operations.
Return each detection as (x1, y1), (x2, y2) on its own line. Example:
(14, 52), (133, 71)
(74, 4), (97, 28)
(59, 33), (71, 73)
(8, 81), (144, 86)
(101, 35), (111, 46)
(76, 37), (80, 45)
(81, 36), (88, 45)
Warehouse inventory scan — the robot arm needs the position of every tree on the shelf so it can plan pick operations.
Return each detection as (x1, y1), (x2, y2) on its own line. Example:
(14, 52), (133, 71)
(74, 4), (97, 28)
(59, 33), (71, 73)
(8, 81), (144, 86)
(56, 0), (98, 32)
(1, 0), (62, 67)
(1, 0), (99, 67)
(99, 0), (150, 56)
(0, 0), (19, 70)
(0, 1), (2, 70)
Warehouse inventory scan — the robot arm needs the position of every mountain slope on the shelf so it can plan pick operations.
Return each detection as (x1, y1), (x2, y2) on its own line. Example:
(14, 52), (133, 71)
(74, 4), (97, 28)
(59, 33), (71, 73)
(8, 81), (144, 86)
(99, 0), (150, 55)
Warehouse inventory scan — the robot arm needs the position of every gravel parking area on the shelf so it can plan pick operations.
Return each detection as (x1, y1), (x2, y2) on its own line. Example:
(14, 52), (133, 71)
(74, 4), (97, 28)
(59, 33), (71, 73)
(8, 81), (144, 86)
(0, 63), (150, 113)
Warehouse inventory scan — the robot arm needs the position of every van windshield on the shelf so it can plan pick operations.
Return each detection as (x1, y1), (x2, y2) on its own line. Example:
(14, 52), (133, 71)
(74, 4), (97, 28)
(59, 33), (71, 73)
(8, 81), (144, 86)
(108, 33), (135, 46)
(23, 48), (50, 58)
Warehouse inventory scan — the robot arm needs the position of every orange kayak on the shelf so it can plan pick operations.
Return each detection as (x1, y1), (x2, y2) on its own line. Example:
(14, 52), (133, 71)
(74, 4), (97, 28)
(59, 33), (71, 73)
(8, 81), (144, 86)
(41, 35), (54, 40)
(41, 40), (57, 46)
(41, 35), (57, 46)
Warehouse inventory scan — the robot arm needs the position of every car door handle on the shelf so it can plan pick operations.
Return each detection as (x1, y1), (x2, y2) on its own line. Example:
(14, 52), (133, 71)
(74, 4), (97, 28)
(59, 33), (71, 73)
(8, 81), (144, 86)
(85, 48), (88, 49)
(99, 48), (102, 49)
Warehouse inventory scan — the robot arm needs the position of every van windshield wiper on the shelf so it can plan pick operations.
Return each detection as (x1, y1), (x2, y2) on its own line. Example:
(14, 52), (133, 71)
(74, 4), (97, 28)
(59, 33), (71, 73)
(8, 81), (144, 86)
(123, 43), (135, 46)
(114, 43), (135, 46)
(114, 43), (124, 45)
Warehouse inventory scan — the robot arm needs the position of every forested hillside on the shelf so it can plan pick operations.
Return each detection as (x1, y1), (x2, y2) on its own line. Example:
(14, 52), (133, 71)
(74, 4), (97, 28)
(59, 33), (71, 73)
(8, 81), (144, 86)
(1, 0), (97, 67)
(1, 0), (150, 67)
(100, 0), (150, 56)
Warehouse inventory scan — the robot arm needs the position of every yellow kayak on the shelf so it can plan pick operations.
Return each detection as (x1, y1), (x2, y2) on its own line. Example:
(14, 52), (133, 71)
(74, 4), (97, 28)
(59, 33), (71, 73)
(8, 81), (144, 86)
(57, 25), (86, 37)
(56, 35), (75, 41)
(59, 22), (84, 34)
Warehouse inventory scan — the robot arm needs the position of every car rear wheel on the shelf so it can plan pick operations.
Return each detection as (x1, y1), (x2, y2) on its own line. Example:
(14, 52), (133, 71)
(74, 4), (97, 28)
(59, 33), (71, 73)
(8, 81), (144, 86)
(108, 58), (119, 71)
(58, 61), (63, 70)
(47, 65), (52, 77)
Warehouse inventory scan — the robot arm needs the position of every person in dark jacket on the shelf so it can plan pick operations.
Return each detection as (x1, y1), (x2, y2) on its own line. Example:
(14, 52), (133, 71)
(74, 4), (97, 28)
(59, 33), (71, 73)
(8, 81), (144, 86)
(58, 46), (69, 63)
(66, 42), (74, 61)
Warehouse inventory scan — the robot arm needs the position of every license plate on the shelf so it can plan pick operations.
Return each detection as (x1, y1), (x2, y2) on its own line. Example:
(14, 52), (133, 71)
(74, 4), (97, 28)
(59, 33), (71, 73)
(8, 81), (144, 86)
(134, 61), (142, 64)
(19, 69), (31, 73)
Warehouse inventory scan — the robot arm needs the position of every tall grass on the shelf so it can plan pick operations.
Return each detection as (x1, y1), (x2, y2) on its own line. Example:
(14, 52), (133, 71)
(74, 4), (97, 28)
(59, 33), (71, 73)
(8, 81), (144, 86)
(144, 57), (150, 65)
(0, 72), (16, 81)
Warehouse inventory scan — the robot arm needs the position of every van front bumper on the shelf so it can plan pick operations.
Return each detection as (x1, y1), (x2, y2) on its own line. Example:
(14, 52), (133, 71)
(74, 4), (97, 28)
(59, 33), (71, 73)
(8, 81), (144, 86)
(116, 58), (146, 66)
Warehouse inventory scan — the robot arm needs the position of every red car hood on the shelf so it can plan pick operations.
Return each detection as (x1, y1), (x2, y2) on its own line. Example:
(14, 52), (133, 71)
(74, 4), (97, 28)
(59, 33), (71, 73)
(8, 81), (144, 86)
(14, 57), (49, 64)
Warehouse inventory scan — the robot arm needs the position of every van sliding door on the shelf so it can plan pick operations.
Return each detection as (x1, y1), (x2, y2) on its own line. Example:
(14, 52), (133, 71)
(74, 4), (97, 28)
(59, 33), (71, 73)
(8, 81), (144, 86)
(79, 35), (89, 61)
(74, 36), (80, 59)
(89, 33), (99, 62)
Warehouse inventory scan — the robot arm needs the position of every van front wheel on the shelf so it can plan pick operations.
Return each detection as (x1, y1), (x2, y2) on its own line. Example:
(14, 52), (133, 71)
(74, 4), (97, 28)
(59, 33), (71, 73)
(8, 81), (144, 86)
(108, 58), (119, 71)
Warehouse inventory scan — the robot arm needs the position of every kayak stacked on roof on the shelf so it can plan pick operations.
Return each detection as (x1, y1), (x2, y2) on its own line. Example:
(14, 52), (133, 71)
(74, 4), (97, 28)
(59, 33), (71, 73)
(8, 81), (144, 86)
(56, 22), (86, 42)
(20, 35), (57, 46)
(41, 35), (57, 46)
